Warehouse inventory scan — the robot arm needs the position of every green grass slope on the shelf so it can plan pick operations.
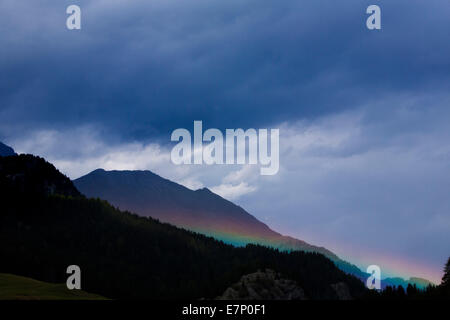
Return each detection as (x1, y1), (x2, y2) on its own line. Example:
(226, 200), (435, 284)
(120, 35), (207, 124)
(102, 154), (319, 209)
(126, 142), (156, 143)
(0, 273), (106, 300)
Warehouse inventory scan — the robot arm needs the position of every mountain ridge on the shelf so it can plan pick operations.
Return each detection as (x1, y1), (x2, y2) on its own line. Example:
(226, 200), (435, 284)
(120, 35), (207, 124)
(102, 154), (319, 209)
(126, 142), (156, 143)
(74, 168), (434, 289)
(74, 168), (366, 279)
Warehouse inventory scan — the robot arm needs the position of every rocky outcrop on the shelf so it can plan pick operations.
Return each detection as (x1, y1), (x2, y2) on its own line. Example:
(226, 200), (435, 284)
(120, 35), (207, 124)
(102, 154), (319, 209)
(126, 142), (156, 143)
(331, 282), (352, 300)
(217, 269), (306, 300)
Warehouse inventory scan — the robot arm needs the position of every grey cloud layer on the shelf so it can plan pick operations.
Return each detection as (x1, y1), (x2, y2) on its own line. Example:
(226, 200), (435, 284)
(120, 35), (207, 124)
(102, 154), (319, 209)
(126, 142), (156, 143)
(1, 0), (449, 141)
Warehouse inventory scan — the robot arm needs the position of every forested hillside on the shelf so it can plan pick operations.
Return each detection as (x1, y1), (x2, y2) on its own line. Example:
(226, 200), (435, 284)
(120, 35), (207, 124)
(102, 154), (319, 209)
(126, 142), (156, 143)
(0, 154), (366, 299)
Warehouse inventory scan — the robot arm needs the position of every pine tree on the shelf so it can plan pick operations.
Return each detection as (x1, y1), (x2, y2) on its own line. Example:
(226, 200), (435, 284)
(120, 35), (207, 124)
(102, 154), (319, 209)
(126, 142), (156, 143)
(442, 257), (450, 287)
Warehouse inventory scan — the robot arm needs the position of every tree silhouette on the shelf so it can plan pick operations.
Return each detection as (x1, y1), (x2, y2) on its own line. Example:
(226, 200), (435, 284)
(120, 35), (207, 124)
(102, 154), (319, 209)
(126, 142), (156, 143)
(442, 257), (450, 286)
(441, 256), (450, 298)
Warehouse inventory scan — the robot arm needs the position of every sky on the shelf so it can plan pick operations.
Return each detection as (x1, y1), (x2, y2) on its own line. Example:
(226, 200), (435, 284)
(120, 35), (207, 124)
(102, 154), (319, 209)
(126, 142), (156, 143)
(1, 0), (449, 283)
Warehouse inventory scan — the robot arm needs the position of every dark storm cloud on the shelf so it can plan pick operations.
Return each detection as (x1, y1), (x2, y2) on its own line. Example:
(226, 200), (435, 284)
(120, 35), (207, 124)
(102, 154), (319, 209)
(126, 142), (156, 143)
(1, 0), (449, 142)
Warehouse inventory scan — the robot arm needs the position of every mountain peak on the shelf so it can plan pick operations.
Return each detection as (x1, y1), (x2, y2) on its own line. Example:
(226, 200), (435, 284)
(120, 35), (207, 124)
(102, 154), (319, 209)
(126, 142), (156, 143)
(86, 168), (161, 177)
(0, 142), (16, 157)
(196, 187), (213, 193)
(92, 168), (106, 173)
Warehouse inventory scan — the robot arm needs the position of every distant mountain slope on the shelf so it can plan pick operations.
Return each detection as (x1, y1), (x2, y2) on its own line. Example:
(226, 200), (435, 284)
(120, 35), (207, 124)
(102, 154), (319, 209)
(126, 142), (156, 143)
(383, 276), (435, 290)
(0, 155), (367, 299)
(408, 277), (435, 288)
(75, 169), (276, 242)
(74, 169), (434, 289)
(0, 273), (106, 300)
(74, 169), (365, 277)
(0, 142), (16, 157)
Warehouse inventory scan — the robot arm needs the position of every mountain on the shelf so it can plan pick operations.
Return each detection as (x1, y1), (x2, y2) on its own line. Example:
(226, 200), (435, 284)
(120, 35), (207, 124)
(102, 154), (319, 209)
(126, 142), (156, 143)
(383, 277), (435, 290)
(0, 154), (367, 299)
(75, 169), (279, 245)
(74, 169), (435, 289)
(0, 142), (16, 157)
(408, 277), (435, 288)
(74, 169), (365, 278)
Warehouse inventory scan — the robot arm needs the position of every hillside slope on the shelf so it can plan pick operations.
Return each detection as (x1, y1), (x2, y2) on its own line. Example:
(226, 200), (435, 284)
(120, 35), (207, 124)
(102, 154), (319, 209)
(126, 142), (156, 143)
(74, 169), (364, 278)
(0, 154), (367, 299)
(74, 169), (435, 289)
(0, 273), (106, 300)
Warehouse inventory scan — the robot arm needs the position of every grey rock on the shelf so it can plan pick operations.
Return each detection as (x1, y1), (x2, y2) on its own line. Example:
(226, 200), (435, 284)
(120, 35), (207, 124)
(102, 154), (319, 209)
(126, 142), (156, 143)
(217, 269), (307, 300)
(331, 282), (352, 300)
